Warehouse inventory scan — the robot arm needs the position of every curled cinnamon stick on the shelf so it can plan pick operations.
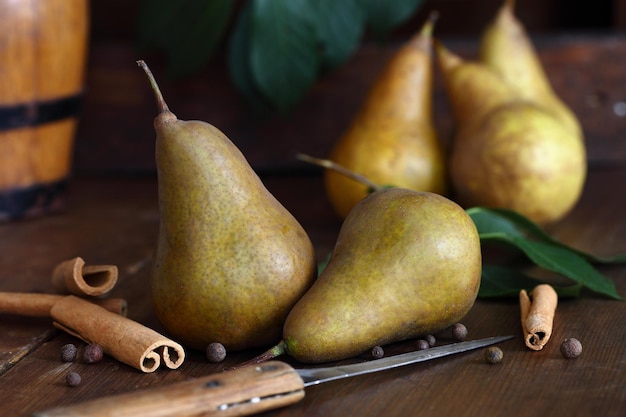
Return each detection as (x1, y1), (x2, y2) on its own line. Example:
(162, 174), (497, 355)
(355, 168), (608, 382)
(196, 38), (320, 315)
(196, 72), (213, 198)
(519, 284), (558, 350)
(52, 257), (118, 297)
(51, 296), (185, 373)
(0, 292), (127, 317)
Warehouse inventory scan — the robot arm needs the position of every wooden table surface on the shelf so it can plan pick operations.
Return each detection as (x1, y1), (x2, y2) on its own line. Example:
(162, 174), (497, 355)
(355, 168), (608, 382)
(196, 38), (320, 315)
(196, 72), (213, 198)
(1, 165), (625, 416)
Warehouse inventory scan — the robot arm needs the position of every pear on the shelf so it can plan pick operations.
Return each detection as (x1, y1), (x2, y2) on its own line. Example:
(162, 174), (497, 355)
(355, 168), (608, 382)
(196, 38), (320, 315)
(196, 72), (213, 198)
(324, 13), (446, 219)
(436, 42), (586, 225)
(137, 61), (316, 351)
(479, 0), (582, 138)
(242, 187), (481, 364)
(434, 44), (518, 130)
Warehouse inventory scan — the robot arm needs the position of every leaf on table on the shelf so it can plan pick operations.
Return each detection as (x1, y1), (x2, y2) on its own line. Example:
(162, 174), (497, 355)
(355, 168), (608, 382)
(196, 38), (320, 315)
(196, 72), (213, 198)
(468, 207), (626, 264)
(468, 207), (623, 300)
(510, 238), (622, 300)
(479, 265), (583, 298)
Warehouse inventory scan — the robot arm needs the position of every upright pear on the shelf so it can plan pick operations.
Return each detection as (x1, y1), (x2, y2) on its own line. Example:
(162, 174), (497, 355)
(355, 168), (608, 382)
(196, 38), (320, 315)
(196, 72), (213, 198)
(137, 61), (316, 351)
(436, 42), (586, 225)
(479, 0), (582, 138)
(434, 43), (518, 130)
(324, 14), (446, 219)
(245, 187), (481, 364)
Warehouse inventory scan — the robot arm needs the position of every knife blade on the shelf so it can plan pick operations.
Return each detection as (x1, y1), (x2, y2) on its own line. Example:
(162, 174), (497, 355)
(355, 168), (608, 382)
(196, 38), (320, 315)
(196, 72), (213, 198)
(34, 335), (513, 417)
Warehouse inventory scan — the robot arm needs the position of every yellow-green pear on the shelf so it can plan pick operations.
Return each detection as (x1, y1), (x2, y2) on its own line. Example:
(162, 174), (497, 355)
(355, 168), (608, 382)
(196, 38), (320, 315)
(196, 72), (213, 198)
(479, 0), (582, 138)
(434, 41), (518, 129)
(243, 187), (481, 364)
(137, 61), (316, 351)
(435, 44), (586, 224)
(325, 13), (446, 219)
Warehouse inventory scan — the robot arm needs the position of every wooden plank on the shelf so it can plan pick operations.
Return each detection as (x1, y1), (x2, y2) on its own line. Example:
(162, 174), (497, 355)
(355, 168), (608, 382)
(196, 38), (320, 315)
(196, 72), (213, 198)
(1, 167), (625, 416)
(0, 180), (160, 373)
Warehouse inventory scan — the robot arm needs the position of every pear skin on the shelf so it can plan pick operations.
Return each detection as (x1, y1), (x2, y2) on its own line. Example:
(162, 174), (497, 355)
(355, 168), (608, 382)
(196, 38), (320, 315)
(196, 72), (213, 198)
(450, 101), (586, 224)
(137, 61), (317, 351)
(325, 14), (446, 219)
(282, 188), (481, 363)
(479, 0), (582, 138)
(435, 41), (517, 129)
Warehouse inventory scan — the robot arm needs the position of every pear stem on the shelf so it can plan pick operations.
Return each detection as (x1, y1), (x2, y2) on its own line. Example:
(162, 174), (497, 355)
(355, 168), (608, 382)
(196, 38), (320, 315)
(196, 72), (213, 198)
(421, 10), (439, 37)
(230, 341), (288, 370)
(136, 60), (170, 114)
(296, 153), (384, 192)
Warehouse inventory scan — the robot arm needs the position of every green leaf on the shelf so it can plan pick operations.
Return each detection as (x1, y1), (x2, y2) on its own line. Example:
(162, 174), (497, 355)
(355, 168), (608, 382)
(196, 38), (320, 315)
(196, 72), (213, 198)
(249, 0), (320, 114)
(468, 207), (623, 300)
(137, 0), (234, 78)
(317, 253), (332, 276)
(468, 207), (626, 264)
(479, 265), (540, 298)
(513, 238), (622, 299)
(479, 265), (583, 299)
(312, 0), (366, 70)
(478, 232), (622, 300)
(355, 0), (426, 38)
(467, 207), (526, 239)
(227, 1), (274, 116)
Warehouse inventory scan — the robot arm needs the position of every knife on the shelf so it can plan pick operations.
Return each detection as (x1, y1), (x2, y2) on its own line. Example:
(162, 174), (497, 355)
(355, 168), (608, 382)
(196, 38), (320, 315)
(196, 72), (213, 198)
(34, 335), (513, 417)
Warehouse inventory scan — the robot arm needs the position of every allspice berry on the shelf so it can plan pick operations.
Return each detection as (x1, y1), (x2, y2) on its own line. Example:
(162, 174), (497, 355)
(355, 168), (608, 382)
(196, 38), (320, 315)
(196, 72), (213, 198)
(60, 344), (78, 362)
(435, 323), (469, 341)
(425, 334), (436, 347)
(416, 339), (430, 350)
(83, 343), (104, 364)
(371, 346), (385, 359)
(484, 346), (503, 364)
(560, 338), (582, 359)
(206, 342), (227, 363)
(451, 323), (468, 341)
(66, 371), (82, 387)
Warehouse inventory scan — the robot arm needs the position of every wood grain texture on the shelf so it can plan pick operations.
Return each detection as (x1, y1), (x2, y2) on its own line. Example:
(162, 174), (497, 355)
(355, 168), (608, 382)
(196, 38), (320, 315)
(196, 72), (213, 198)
(34, 361), (305, 417)
(2, 5), (624, 415)
(0, 0), (89, 201)
(0, 167), (624, 416)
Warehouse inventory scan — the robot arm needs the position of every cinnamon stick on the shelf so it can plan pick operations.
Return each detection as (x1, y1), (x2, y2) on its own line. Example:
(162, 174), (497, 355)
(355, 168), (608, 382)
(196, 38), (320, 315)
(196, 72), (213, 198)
(50, 295), (185, 373)
(519, 284), (558, 350)
(51, 257), (118, 297)
(0, 292), (127, 317)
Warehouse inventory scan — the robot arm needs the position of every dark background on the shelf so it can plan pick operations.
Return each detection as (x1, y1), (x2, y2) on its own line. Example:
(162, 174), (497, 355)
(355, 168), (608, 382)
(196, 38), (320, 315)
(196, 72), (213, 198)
(74, 0), (626, 177)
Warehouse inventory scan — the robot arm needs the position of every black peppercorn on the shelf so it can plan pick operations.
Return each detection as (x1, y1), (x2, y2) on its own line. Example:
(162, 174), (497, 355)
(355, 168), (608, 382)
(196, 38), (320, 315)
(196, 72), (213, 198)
(60, 343), (78, 362)
(206, 342), (227, 363)
(83, 343), (104, 364)
(560, 338), (582, 359)
(66, 371), (82, 387)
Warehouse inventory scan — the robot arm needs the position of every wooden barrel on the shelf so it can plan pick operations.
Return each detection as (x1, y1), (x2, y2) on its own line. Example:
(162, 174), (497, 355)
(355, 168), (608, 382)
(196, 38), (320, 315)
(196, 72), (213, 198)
(0, 0), (89, 221)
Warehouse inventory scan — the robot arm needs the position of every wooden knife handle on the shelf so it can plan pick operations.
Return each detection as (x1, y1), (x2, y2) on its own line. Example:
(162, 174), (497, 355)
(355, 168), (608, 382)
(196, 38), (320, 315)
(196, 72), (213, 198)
(33, 361), (305, 417)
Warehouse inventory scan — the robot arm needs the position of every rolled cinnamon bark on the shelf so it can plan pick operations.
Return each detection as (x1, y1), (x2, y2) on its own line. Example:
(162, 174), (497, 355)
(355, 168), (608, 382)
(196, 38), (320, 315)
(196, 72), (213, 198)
(51, 257), (118, 297)
(0, 292), (127, 317)
(51, 295), (185, 373)
(519, 284), (558, 350)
